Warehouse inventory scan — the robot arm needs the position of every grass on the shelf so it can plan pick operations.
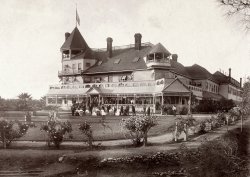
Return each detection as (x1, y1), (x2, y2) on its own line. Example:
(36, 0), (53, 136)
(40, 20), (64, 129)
(2, 113), (177, 142)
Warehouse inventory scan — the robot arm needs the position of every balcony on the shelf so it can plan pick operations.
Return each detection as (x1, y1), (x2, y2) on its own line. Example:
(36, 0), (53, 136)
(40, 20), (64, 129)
(58, 69), (82, 76)
(146, 59), (171, 68)
(187, 85), (203, 97)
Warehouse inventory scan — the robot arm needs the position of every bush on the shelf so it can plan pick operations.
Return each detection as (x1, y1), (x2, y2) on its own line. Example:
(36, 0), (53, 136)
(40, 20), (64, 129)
(179, 107), (188, 115)
(0, 118), (33, 148)
(162, 105), (174, 115)
(79, 121), (93, 148)
(196, 132), (248, 177)
(41, 119), (72, 149)
(121, 115), (157, 146)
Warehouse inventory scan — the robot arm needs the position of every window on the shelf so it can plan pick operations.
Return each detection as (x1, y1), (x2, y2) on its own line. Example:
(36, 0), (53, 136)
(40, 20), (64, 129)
(133, 57), (140, 62)
(72, 64), (76, 70)
(114, 58), (121, 64)
(78, 63), (81, 70)
(86, 62), (91, 67)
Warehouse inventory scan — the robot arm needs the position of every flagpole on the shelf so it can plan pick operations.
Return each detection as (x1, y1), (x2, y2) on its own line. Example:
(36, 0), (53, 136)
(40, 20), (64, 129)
(76, 3), (77, 27)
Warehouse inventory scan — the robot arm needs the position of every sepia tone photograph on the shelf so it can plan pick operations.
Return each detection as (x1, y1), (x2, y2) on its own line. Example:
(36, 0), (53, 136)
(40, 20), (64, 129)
(0, 0), (249, 176)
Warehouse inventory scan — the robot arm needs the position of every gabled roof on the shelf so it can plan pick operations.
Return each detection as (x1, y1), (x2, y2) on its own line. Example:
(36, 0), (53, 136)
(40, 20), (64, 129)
(185, 64), (218, 83)
(162, 78), (191, 93)
(149, 43), (171, 56)
(61, 27), (89, 51)
(170, 60), (191, 78)
(213, 71), (229, 84)
(213, 71), (241, 88)
(83, 46), (152, 74)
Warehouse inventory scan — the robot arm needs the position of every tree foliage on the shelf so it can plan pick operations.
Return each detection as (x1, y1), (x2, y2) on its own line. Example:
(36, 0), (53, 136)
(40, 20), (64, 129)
(79, 121), (93, 148)
(41, 119), (72, 149)
(0, 118), (33, 148)
(219, 0), (250, 30)
(121, 115), (157, 146)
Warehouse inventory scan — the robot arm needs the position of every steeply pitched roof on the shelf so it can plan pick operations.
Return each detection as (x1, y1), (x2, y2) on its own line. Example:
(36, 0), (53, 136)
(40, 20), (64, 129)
(213, 71), (229, 83)
(71, 48), (95, 59)
(61, 27), (89, 51)
(162, 78), (191, 93)
(170, 60), (191, 78)
(213, 71), (241, 88)
(185, 64), (218, 83)
(149, 43), (171, 56)
(83, 46), (152, 74)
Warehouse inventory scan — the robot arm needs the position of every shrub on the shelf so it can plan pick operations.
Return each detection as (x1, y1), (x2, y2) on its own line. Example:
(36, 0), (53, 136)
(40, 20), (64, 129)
(179, 107), (188, 115)
(162, 105), (174, 115)
(121, 115), (157, 146)
(170, 115), (196, 141)
(41, 120), (72, 149)
(79, 121), (93, 148)
(196, 132), (248, 177)
(0, 118), (33, 148)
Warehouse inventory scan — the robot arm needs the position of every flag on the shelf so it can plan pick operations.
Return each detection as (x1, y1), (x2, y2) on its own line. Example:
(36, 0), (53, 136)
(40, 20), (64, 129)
(76, 9), (80, 26)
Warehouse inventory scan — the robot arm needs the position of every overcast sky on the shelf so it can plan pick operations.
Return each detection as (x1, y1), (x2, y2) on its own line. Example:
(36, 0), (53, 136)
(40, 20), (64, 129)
(0, 0), (249, 99)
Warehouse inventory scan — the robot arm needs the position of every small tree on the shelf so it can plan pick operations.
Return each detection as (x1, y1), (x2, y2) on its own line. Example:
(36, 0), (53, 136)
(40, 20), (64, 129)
(121, 115), (157, 146)
(79, 121), (93, 149)
(41, 120), (72, 149)
(172, 115), (196, 142)
(0, 118), (32, 148)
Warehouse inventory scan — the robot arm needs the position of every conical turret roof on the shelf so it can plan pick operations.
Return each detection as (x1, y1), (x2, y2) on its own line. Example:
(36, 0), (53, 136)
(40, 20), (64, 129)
(149, 43), (171, 56)
(61, 27), (89, 51)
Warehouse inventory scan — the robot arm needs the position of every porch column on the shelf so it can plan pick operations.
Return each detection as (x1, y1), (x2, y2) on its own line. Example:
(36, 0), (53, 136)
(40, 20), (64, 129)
(69, 49), (72, 59)
(154, 53), (156, 62)
(56, 95), (58, 106)
(77, 95), (80, 103)
(117, 94), (119, 109)
(66, 95), (68, 106)
(188, 94), (191, 115)
(153, 94), (156, 113)
(161, 93), (164, 115)
(98, 95), (101, 105)
(102, 96), (104, 105)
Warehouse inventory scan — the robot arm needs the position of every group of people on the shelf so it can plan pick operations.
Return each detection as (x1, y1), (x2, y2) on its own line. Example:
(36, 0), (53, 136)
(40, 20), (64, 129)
(71, 102), (152, 117)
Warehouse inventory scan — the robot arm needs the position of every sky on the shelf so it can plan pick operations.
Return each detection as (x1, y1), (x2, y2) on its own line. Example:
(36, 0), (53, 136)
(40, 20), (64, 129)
(0, 0), (249, 99)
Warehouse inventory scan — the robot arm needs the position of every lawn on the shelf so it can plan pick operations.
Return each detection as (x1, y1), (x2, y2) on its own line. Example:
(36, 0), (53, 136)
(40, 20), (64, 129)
(2, 113), (177, 141)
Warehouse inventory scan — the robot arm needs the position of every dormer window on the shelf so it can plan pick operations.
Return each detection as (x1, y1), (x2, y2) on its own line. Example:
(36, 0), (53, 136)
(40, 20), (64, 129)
(133, 57), (140, 62)
(114, 58), (121, 64)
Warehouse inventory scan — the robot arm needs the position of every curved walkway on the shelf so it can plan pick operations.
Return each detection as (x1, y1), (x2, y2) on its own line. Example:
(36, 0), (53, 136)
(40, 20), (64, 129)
(12, 118), (249, 148)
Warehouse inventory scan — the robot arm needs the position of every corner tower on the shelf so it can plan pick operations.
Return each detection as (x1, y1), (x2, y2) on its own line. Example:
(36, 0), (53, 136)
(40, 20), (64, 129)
(59, 27), (96, 84)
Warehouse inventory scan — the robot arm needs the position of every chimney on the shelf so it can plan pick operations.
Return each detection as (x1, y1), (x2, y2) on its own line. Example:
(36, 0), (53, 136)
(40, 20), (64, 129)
(172, 54), (178, 62)
(134, 33), (142, 50)
(106, 37), (113, 58)
(229, 68), (231, 78)
(240, 78), (242, 88)
(65, 32), (70, 41)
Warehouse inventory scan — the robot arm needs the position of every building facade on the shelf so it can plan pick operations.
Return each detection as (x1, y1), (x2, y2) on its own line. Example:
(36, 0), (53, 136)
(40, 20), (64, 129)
(46, 27), (242, 113)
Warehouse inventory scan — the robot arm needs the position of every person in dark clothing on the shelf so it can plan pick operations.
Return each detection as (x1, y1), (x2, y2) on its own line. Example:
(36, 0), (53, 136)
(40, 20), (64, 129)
(132, 105), (136, 116)
(147, 106), (151, 116)
(107, 105), (111, 114)
(90, 104), (93, 115)
(71, 105), (75, 116)
(143, 105), (147, 116)
(120, 106), (124, 116)
(114, 107), (117, 116)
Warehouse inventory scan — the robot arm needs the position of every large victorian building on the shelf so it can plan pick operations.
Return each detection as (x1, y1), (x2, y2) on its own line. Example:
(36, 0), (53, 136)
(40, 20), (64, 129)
(46, 27), (243, 113)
